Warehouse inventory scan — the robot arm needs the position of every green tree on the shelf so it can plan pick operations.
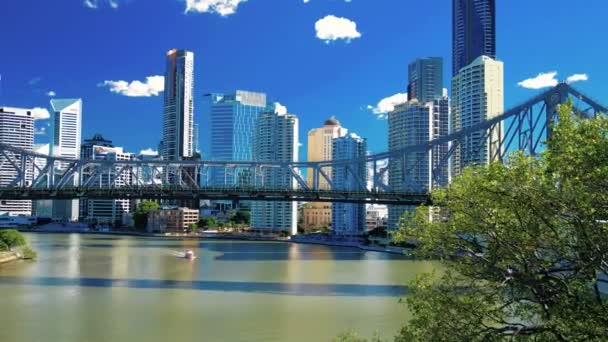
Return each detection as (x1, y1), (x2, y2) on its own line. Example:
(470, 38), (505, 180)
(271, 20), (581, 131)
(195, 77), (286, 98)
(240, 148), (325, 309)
(134, 200), (160, 230)
(0, 230), (27, 251)
(198, 217), (218, 229)
(231, 210), (251, 225)
(186, 223), (198, 234)
(393, 102), (608, 341)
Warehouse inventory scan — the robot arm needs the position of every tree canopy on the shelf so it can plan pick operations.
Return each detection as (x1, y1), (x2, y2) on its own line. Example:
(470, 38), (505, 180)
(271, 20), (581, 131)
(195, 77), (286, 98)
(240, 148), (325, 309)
(392, 102), (608, 341)
(134, 200), (160, 230)
(0, 229), (27, 251)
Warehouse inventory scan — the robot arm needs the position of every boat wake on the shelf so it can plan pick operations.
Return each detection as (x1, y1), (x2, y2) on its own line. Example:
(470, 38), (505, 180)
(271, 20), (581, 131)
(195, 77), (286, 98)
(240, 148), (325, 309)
(166, 250), (196, 260)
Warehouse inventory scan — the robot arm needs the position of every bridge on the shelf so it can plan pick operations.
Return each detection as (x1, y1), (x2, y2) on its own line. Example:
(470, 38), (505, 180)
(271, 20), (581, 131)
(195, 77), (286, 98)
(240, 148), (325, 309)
(0, 83), (605, 205)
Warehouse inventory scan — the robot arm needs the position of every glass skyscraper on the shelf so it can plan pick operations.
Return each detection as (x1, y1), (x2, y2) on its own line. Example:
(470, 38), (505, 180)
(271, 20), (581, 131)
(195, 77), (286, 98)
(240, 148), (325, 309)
(452, 0), (496, 76)
(204, 90), (267, 186)
(408, 57), (443, 103)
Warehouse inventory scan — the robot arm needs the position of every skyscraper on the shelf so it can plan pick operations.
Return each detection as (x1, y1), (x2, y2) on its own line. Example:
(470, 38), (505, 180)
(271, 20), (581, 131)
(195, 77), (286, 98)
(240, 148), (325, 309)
(303, 117), (348, 231)
(50, 98), (82, 221)
(408, 57), (444, 103)
(331, 133), (367, 236)
(388, 97), (450, 230)
(204, 91), (267, 186)
(452, 0), (496, 76)
(0, 107), (34, 216)
(451, 55), (504, 176)
(163, 49), (194, 161)
(251, 106), (298, 235)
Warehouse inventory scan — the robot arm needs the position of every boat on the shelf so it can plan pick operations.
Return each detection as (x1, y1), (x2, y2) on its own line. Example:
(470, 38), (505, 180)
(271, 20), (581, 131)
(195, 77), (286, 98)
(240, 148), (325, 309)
(184, 250), (195, 259)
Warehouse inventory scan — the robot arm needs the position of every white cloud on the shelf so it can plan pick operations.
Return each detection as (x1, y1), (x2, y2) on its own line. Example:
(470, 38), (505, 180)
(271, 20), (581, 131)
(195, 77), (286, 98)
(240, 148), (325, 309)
(100, 75), (164, 97)
(34, 144), (50, 155)
(517, 71), (558, 89)
(566, 73), (588, 84)
(84, 0), (119, 9)
(35, 127), (47, 135)
(31, 108), (51, 120)
(84, 0), (97, 8)
(139, 148), (159, 156)
(315, 15), (361, 43)
(367, 93), (408, 119)
(46, 91), (56, 97)
(274, 102), (288, 115)
(185, 0), (247, 16)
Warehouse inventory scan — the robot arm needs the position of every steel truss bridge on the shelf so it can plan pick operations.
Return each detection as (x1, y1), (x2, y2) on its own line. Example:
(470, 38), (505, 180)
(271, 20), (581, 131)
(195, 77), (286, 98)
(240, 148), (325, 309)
(0, 83), (605, 205)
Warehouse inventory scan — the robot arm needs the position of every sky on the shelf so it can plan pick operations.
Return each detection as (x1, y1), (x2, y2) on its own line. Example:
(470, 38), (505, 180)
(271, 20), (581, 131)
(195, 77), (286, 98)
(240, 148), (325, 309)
(1, 0), (607, 158)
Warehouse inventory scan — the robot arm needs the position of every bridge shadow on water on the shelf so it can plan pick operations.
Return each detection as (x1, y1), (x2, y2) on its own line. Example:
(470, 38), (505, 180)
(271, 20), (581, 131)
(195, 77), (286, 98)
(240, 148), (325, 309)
(0, 276), (407, 297)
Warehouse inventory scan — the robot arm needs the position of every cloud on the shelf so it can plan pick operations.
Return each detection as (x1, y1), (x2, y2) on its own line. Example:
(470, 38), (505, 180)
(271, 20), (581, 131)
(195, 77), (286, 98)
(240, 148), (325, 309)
(566, 73), (588, 84)
(99, 75), (164, 97)
(84, 0), (119, 9)
(28, 77), (42, 86)
(274, 102), (288, 115)
(185, 0), (247, 16)
(139, 148), (159, 156)
(517, 71), (558, 89)
(367, 93), (408, 119)
(46, 91), (56, 97)
(31, 108), (51, 120)
(315, 15), (361, 43)
(34, 144), (50, 155)
(35, 127), (47, 135)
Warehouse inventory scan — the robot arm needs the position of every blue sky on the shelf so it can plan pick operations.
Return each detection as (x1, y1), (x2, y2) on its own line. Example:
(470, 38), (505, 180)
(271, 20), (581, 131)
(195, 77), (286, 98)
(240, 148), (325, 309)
(1, 0), (607, 157)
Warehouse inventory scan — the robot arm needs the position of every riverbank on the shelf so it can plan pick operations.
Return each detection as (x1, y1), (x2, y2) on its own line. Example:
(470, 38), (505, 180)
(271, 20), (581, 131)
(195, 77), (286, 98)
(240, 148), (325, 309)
(0, 251), (19, 264)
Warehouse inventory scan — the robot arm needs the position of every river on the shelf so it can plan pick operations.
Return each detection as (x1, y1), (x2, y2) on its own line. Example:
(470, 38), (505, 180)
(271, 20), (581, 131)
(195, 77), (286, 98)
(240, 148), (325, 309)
(0, 233), (439, 342)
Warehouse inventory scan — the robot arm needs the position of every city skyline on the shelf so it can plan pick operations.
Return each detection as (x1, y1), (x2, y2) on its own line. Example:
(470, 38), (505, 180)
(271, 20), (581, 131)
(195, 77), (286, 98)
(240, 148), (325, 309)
(0, 0), (604, 157)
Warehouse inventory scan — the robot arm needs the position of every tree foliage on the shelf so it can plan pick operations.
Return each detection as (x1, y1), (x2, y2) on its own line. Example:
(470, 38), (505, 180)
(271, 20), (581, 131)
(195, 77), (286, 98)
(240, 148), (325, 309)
(0, 229), (27, 251)
(231, 210), (250, 225)
(198, 217), (218, 229)
(393, 102), (608, 341)
(134, 200), (160, 230)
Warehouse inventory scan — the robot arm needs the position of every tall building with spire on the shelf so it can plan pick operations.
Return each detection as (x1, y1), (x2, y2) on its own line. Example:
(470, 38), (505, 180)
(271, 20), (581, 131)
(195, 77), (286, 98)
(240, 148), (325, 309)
(452, 0), (496, 76)
(163, 49), (194, 161)
(302, 117), (347, 231)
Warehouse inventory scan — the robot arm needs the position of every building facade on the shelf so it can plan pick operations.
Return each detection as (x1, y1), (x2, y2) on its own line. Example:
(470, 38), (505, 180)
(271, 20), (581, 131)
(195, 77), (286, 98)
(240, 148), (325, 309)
(302, 117), (347, 231)
(408, 57), (444, 103)
(451, 55), (504, 177)
(50, 98), (82, 221)
(331, 133), (367, 236)
(388, 97), (450, 230)
(147, 207), (199, 233)
(163, 49), (194, 161)
(452, 0), (496, 75)
(251, 107), (298, 235)
(0, 107), (34, 216)
(204, 91), (267, 186)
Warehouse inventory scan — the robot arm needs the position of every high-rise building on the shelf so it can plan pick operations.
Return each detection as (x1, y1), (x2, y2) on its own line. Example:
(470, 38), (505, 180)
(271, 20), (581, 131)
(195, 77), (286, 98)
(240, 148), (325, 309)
(452, 0), (496, 76)
(408, 57), (444, 103)
(302, 117), (347, 231)
(205, 91), (267, 186)
(451, 55), (503, 176)
(0, 107), (34, 216)
(388, 97), (450, 230)
(80, 137), (134, 225)
(163, 49), (194, 161)
(251, 106), (298, 235)
(331, 133), (367, 236)
(50, 98), (82, 221)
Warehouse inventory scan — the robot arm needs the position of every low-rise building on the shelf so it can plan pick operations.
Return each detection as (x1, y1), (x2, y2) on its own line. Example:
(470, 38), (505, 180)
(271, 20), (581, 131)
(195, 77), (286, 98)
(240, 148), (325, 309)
(147, 207), (199, 233)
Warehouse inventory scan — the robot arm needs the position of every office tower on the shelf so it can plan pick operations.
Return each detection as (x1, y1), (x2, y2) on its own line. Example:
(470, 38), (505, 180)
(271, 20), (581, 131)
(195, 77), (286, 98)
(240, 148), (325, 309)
(251, 106), (298, 235)
(0, 107), (34, 216)
(331, 133), (367, 236)
(302, 117), (347, 231)
(451, 56), (503, 176)
(163, 49), (194, 161)
(453, 0), (496, 76)
(193, 123), (200, 155)
(388, 97), (450, 230)
(408, 57), (444, 103)
(80, 136), (134, 226)
(205, 91), (267, 186)
(50, 98), (82, 221)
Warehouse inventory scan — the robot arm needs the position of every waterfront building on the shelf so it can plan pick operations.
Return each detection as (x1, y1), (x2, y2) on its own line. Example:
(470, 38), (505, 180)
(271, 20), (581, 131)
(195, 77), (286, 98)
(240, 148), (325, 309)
(388, 97), (450, 230)
(451, 55), (503, 177)
(204, 91), (267, 186)
(366, 204), (388, 230)
(302, 117), (347, 231)
(0, 107), (34, 216)
(147, 207), (199, 233)
(452, 0), (496, 76)
(251, 106), (298, 235)
(408, 57), (444, 103)
(331, 133), (367, 236)
(163, 49), (194, 161)
(50, 98), (82, 221)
